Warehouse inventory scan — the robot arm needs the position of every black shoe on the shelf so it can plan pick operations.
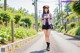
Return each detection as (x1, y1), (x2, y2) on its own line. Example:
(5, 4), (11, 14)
(46, 47), (50, 51)
(46, 42), (50, 51)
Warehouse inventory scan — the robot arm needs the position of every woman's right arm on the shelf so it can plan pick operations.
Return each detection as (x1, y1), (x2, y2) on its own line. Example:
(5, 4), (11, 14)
(41, 14), (44, 24)
(41, 17), (44, 24)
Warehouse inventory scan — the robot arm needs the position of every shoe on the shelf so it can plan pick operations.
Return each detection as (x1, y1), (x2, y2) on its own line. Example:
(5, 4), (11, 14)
(46, 42), (50, 51)
(46, 47), (50, 51)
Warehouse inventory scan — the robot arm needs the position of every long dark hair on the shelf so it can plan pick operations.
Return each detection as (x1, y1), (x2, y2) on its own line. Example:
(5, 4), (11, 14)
(43, 5), (49, 14)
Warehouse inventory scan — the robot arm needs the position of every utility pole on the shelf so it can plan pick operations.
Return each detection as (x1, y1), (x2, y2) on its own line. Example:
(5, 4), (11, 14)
(32, 0), (38, 32)
(4, 0), (7, 11)
(58, 0), (60, 13)
(61, 1), (63, 25)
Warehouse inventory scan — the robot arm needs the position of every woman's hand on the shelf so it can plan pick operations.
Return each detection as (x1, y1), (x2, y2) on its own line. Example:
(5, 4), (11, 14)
(44, 16), (47, 18)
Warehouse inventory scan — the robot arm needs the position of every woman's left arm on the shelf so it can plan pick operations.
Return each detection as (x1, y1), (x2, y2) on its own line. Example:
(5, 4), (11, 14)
(49, 13), (53, 25)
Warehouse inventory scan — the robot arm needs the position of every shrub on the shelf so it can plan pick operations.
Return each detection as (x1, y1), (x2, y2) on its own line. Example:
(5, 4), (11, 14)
(0, 11), (10, 26)
(0, 27), (10, 44)
(60, 26), (64, 32)
(0, 27), (37, 44)
(75, 27), (80, 35)
(14, 14), (21, 24)
(67, 27), (80, 36)
(76, 21), (80, 26)
(21, 18), (32, 28)
(61, 29), (65, 33)
(14, 27), (37, 39)
(0, 16), (3, 24)
(68, 22), (76, 28)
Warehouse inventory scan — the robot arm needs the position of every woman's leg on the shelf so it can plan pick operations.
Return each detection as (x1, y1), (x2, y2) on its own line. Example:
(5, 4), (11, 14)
(43, 29), (51, 51)
(45, 30), (50, 42)
(45, 29), (51, 51)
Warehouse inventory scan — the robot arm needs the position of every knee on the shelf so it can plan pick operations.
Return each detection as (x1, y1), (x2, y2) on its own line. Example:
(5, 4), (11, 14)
(45, 35), (49, 38)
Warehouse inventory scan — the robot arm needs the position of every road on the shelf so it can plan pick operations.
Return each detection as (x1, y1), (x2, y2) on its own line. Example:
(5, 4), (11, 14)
(15, 31), (80, 53)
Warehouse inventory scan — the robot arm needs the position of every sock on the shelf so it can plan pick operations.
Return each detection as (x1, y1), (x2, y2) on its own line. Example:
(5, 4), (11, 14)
(46, 42), (50, 48)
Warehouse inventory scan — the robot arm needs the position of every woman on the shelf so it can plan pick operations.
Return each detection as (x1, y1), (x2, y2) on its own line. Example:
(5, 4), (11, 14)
(41, 5), (53, 51)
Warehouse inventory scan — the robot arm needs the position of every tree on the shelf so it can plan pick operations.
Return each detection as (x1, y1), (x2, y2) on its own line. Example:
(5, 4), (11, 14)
(64, 2), (71, 14)
(70, 2), (80, 21)
(70, 2), (80, 15)
(17, 7), (28, 16)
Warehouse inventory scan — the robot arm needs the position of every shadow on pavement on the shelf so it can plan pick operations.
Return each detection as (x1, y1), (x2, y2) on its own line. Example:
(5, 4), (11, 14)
(30, 49), (47, 53)
(67, 37), (80, 40)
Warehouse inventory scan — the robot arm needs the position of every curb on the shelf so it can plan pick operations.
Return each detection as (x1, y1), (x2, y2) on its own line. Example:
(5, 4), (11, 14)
(64, 33), (80, 39)
(54, 31), (80, 39)
(0, 35), (38, 53)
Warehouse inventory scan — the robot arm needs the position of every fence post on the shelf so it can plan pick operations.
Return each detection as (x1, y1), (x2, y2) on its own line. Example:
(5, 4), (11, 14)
(11, 20), (14, 42)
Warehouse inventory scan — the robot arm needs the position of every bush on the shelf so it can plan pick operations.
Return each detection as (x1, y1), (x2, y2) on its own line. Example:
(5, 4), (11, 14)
(68, 22), (76, 28)
(14, 27), (37, 39)
(0, 11), (10, 26)
(61, 29), (66, 33)
(67, 27), (80, 36)
(0, 27), (10, 44)
(66, 13), (76, 21)
(60, 26), (64, 32)
(54, 22), (58, 26)
(0, 27), (37, 44)
(21, 18), (32, 28)
(0, 16), (3, 24)
(77, 21), (80, 26)
(14, 14), (21, 24)
(75, 27), (80, 35)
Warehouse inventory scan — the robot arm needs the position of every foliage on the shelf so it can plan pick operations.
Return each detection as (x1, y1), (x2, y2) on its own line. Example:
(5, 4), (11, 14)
(0, 11), (10, 26)
(64, 2), (71, 12)
(68, 22), (76, 28)
(14, 27), (37, 39)
(21, 18), (32, 28)
(0, 27), (10, 44)
(14, 14), (22, 24)
(66, 13), (76, 21)
(70, 2), (80, 15)
(0, 27), (37, 44)
(76, 21), (80, 26)
(54, 22), (58, 26)
(60, 26), (64, 32)
(68, 27), (80, 36)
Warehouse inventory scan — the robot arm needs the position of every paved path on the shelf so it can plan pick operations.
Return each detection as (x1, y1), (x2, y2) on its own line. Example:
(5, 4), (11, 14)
(15, 31), (80, 53)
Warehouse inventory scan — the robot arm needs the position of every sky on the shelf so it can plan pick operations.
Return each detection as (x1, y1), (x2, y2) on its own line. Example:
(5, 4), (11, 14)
(0, 0), (64, 14)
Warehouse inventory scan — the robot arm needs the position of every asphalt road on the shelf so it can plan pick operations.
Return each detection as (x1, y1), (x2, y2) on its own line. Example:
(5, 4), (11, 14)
(15, 31), (80, 53)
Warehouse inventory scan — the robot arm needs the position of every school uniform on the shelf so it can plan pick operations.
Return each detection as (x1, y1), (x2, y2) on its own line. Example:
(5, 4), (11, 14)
(41, 13), (52, 30)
